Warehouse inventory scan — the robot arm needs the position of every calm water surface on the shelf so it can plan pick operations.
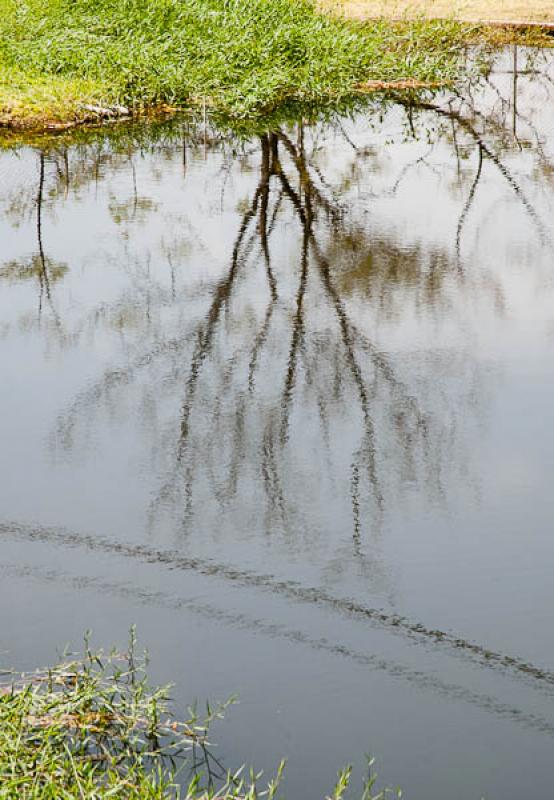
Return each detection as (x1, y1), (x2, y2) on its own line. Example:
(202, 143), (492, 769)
(2, 49), (554, 798)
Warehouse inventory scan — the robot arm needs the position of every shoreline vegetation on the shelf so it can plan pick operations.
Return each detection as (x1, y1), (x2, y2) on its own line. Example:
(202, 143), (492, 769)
(0, 0), (532, 133)
(0, 0), (552, 133)
(0, 636), (400, 799)
(1, 0), (552, 133)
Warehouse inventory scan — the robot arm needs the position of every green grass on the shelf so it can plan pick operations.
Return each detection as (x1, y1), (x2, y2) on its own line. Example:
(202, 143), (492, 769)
(0, 0), (470, 128)
(0, 632), (400, 799)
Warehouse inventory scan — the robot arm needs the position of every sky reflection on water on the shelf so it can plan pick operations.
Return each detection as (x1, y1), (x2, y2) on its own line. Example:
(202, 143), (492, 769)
(1, 47), (554, 800)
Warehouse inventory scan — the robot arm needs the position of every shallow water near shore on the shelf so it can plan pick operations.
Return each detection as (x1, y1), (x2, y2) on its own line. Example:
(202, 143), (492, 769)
(2, 48), (554, 799)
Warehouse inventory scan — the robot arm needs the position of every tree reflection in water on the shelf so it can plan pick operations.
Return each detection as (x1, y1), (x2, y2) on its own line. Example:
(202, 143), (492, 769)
(2, 47), (553, 576)
(3, 54), (554, 796)
(41, 120), (482, 585)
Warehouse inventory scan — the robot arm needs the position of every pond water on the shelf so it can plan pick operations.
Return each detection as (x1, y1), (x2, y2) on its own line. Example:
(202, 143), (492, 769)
(1, 48), (554, 798)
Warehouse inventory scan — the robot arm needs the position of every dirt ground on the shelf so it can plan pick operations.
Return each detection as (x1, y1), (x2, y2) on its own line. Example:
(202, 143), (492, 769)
(331, 0), (554, 24)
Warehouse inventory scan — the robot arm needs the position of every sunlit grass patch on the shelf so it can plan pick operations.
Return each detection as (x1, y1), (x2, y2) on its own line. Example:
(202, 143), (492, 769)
(0, 0), (471, 129)
(0, 66), (109, 127)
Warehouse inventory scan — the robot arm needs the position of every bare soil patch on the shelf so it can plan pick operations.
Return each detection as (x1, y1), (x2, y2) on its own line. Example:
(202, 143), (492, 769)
(332, 0), (553, 24)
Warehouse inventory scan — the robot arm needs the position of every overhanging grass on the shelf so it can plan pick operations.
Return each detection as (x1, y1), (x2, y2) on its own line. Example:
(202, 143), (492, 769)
(0, 634), (210, 798)
(0, 634), (399, 799)
(0, 0), (470, 128)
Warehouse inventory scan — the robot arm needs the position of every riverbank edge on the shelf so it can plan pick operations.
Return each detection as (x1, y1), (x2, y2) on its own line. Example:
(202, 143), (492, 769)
(0, 13), (551, 135)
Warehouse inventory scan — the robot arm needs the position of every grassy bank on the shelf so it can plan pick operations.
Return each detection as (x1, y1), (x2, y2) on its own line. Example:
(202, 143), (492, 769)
(0, 0), (470, 129)
(0, 636), (399, 799)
